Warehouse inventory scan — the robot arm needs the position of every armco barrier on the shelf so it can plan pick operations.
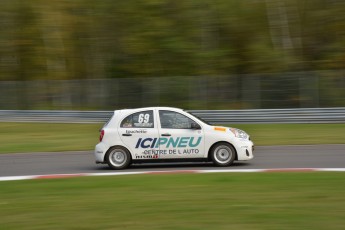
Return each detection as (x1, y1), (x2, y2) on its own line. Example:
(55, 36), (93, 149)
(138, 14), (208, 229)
(0, 108), (344, 124)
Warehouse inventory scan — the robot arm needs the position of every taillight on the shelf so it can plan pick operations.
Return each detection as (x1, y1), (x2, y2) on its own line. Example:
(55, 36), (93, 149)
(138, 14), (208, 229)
(99, 130), (105, 142)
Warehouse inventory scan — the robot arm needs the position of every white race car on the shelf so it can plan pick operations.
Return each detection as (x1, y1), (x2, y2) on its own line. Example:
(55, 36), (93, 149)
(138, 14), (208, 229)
(95, 107), (254, 169)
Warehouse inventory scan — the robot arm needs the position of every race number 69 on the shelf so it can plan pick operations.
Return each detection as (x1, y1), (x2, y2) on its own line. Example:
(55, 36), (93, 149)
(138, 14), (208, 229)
(138, 114), (150, 123)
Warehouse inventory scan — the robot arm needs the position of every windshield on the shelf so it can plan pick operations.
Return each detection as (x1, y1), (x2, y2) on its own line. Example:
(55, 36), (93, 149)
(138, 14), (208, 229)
(186, 111), (211, 125)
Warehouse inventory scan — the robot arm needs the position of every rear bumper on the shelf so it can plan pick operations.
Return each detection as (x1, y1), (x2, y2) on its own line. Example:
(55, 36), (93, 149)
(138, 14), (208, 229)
(94, 142), (108, 164)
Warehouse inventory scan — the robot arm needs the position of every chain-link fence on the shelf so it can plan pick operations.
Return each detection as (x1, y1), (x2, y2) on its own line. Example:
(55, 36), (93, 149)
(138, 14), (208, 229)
(0, 71), (344, 110)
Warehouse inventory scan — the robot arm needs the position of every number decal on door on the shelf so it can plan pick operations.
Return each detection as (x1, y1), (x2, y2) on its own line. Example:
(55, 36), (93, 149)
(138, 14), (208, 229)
(138, 113), (150, 123)
(134, 113), (153, 128)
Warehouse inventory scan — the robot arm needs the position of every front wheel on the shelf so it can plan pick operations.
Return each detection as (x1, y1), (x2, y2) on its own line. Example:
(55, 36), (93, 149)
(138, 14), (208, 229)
(210, 143), (236, 167)
(106, 147), (131, 169)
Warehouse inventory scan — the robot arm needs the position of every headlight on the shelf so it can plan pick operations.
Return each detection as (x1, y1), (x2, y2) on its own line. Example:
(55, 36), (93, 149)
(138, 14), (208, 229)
(230, 128), (248, 139)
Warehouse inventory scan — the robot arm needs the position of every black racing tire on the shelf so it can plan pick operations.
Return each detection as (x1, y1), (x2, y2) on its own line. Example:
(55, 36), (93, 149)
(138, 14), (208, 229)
(210, 143), (236, 167)
(106, 146), (131, 170)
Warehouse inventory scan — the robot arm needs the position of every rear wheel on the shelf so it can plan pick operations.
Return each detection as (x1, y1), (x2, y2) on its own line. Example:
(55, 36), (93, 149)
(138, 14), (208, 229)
(210, 143), (236, 167)
(106, 147), (131, 169)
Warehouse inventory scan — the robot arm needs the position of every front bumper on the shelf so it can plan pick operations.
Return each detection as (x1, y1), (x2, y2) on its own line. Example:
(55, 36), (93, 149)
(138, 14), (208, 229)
(236, 140), (254, 161)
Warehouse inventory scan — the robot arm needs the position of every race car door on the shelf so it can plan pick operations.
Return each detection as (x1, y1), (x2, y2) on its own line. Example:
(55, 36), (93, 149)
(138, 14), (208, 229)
(118, 110), (160, 160)
(157, 110), (205, 159)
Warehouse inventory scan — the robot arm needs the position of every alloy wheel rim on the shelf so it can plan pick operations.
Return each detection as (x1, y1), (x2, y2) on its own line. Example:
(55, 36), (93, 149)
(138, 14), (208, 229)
(214, 146), (232, 164)
(110, 149), (127, 167)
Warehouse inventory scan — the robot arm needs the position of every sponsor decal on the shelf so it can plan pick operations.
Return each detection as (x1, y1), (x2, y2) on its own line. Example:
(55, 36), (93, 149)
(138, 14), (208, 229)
(134, 137), (202, 158)
(214, 127), (226, 132)
(135, 137), (202, 149)
(133, 123), (153, 128)
(135, 155), (159, 159)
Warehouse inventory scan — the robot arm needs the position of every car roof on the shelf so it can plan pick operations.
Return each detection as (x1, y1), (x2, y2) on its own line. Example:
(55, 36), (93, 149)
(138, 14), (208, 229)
(115, 107), (184, 113)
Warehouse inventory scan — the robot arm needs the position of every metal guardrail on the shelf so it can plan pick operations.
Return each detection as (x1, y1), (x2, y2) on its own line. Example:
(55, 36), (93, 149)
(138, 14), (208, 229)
(0, 110), (112, 124)
(0, 108), (345, 124)
(191, 108), (345, 124)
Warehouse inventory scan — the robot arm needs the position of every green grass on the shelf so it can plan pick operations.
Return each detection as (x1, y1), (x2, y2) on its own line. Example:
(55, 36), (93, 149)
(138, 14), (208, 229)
(0, 122), (101, 153)
(233, 123), (345, 146)
(1, 173), (345, 229)
(1, 122), (345, 153)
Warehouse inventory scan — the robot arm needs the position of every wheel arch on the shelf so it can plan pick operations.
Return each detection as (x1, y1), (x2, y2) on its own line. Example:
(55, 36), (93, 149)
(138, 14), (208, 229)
(207, 141), (238, 161)
(105, 145), (133, 162)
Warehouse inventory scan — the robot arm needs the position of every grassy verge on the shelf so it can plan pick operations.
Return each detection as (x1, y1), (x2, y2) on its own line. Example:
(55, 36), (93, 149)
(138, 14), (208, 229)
(233, 123), (345, 146)
(0, 122), (101, 153)
(1, 122), (345, 153)
(1, 173), (344, 229)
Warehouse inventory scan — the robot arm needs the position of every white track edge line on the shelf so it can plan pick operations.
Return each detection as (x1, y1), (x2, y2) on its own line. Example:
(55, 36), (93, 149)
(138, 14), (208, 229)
(1, 168), (345, 182)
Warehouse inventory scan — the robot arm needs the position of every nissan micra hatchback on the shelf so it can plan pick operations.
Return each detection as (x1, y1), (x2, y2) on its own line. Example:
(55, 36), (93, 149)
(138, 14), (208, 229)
(95, 107), (254, 169)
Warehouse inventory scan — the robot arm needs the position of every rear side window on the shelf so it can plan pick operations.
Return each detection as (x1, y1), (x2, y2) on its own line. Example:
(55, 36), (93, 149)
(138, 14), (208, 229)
(120, 110), (154, 128)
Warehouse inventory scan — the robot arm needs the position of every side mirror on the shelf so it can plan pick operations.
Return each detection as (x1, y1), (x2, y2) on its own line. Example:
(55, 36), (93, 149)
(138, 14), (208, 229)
(191, 122), (201, 130)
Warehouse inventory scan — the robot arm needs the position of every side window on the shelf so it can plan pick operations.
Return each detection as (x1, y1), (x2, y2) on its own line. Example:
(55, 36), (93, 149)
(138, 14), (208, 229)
(120, 110), (154, 128)
(159, 110), (195, 129)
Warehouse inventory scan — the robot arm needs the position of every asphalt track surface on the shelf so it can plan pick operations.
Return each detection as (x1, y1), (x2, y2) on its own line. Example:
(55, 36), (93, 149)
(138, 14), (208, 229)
(0, 145), (345, 177)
